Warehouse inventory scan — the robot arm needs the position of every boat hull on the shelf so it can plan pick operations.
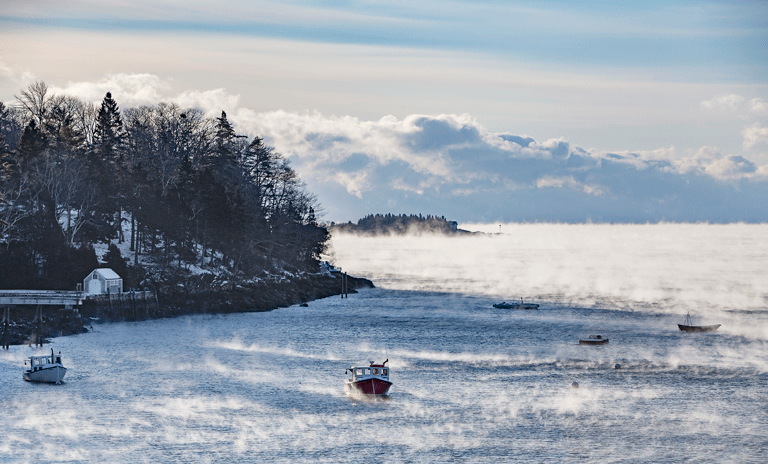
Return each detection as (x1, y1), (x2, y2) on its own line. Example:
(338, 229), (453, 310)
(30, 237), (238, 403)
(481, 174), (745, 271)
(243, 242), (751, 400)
(678, 324), (720, 333)
(23, 366), (67, 384)
(493, 303), (539, 310)
(345, 378), (392, 396)
(579, 339), (609, 345)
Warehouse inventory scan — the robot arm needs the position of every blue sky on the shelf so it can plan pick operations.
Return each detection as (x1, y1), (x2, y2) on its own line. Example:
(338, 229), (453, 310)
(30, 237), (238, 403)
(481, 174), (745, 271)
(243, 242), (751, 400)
(1, 1), (767, 222)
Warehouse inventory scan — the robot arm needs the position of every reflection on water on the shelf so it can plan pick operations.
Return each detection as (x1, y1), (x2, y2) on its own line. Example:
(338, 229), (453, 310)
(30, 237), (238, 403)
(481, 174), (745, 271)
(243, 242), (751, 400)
(1, 224), (766, 462)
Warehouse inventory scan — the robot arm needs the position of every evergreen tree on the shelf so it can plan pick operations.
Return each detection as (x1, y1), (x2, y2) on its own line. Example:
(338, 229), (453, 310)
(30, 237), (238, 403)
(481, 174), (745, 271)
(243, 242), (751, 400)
(0, 103), (15, 177)
(90, 92), (127, 241)
(210, 111), (241, 180)
(0, 102), (9, 155)
(45, 104), (85, 157)
(93, 92), (126, 162)
(16, 119), (47, 160)
(103, 242), (128, 277)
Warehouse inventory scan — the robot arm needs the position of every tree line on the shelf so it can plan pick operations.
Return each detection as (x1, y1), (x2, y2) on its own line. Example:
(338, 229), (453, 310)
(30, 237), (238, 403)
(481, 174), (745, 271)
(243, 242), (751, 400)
(0, 82), (328, 291)
(331, 213), (460, 235)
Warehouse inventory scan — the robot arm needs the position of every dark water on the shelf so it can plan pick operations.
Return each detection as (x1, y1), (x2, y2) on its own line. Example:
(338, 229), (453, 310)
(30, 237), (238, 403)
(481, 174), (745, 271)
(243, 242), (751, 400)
(1, 224), (767, 462)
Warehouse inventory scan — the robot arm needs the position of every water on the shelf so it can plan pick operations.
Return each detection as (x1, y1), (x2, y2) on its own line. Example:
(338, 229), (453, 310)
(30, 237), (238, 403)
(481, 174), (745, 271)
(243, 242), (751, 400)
(1, 224), (767, 462)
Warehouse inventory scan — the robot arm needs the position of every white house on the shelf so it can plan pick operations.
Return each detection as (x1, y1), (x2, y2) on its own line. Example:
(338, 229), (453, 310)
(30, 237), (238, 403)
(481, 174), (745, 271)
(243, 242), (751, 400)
(319, 261), (340, 275)
(84, 268), (123, 295)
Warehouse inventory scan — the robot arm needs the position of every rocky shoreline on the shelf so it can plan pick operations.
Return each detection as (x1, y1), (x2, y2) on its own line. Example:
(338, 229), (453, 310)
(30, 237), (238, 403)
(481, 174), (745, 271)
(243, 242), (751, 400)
(1, 273), (374, 347)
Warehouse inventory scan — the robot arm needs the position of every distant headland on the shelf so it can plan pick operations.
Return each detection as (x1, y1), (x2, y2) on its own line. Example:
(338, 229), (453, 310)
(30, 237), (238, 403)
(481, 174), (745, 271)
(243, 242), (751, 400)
(328, 213), (475, 235)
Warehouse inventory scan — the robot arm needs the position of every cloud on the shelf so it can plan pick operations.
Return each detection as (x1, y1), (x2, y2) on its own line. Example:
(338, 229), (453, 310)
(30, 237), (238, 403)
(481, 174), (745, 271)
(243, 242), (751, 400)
(332, 170), (370, 198)
(8, 72), (768, 222)
(223, 105), (767, 221)
(536, 175), (606, 196)
(174, 89), (241, 117)
(52, 73), (170, 107)
(0, 58), (36, 89)
(748, 98), (768, 116)
(672, 146), (722, 175)
(704, 155), (758, 180)
(700, 94), (746, 111)
(742, 123), (768, 150)
(700, 94), (768, 158)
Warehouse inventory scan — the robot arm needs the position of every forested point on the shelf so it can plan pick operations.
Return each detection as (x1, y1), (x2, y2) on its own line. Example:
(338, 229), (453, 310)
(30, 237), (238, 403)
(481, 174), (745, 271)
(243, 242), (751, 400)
(0, 82), (330, 294)
(329, 213), (468, 235)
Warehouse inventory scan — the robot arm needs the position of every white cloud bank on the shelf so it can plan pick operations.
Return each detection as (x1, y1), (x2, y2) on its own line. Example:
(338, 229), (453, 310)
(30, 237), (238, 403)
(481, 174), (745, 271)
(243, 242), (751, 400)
(18, 74), (768, 222)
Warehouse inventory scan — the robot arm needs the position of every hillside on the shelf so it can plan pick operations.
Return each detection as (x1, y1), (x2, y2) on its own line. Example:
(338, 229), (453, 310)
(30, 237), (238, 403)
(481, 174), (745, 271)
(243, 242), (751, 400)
(0, 83), (374, 345)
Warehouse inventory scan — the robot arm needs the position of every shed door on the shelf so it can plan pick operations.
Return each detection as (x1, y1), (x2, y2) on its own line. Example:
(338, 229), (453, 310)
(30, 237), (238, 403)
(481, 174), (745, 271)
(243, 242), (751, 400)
(88, 278), (101, 294)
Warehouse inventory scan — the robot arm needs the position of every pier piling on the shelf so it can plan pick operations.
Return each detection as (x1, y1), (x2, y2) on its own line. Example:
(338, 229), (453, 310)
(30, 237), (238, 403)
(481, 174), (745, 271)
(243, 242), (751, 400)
(2, 306), (9, 350)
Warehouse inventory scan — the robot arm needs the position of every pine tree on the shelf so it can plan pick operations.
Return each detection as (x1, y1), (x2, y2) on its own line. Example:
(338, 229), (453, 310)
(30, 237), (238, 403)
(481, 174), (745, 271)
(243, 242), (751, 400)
(0, 102), (8, 155)
(210, 111), (241, 180)
(93, 92), (126, 162)
(16, 119), (47, 160)
(0, 102), (15, 176)
(90, 92), (127, 242)
(45, 104), (85, 157)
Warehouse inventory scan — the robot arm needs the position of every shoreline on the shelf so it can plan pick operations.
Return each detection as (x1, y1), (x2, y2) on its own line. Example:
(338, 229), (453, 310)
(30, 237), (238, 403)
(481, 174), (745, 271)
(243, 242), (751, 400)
(1, 273), (374, 347)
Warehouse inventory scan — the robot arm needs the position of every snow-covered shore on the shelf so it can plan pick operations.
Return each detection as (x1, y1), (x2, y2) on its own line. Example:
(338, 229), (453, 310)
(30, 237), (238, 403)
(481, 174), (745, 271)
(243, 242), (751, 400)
(1, 273), (374, 347)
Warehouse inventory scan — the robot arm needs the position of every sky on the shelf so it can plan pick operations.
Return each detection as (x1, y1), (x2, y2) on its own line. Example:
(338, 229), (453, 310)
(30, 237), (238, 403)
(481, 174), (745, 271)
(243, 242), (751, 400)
(1, 0), (767, 223)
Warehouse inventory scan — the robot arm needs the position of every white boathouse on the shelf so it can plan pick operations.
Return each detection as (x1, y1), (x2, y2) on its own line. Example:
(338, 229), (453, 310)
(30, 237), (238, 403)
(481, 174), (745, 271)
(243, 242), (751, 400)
(84, 268), (123, 295)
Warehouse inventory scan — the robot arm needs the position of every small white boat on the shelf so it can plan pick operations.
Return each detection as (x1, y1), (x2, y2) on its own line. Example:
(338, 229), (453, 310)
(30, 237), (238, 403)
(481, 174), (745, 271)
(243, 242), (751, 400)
(24, 348), (67, 384)
(579, 335), (609, 345)
(345, 360), (392, 396)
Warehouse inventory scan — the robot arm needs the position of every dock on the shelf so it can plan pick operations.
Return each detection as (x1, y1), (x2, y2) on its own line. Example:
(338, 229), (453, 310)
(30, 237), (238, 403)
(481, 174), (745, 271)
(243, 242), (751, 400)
(0, 290), (85, 349)
(0, 290), (85, 307)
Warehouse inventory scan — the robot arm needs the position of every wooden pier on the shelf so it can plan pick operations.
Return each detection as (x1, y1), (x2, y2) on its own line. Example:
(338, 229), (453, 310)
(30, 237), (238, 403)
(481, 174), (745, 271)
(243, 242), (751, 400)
(0, 290), (84, 307)
(0, 290), (85, 349)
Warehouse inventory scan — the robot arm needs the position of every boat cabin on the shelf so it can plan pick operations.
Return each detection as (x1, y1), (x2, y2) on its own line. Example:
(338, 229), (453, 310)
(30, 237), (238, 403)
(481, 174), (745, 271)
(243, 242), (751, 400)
(344, 360), (393, 396)
(26, 351), (63, 371)
(348, 363), (389, 382)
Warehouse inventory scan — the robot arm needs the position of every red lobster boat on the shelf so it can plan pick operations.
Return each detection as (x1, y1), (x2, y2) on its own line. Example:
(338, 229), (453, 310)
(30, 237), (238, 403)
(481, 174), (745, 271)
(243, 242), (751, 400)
(345, 360), (392, 396)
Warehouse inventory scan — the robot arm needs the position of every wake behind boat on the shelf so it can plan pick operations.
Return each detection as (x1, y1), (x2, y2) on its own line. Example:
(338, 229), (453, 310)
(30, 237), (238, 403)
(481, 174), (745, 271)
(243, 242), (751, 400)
(678, 312), (720, 333)
(24, 348), (67, 384)
(493, 298), (539, 310)
(345, 360), (392, 397)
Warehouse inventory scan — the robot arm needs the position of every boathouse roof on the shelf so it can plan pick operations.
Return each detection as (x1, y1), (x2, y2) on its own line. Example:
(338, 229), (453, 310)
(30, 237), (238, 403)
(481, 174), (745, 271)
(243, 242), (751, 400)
(93, 268), (121, 280)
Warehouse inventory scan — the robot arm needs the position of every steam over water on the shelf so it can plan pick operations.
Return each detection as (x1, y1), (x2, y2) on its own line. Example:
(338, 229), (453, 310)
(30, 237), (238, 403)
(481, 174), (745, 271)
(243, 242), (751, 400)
(2, 224), (767, 462)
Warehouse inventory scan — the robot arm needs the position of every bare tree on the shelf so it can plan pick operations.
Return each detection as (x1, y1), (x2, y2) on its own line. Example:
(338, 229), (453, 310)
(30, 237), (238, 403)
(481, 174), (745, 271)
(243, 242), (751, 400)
(33, 152), (95, 243)
(0, 175), (33, 241)
(15, 81), (51, 126)
(73, 101), (98, 147)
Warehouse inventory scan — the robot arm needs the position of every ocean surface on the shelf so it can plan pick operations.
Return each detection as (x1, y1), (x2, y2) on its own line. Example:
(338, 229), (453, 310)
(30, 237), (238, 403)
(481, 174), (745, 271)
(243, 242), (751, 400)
(1, 223), (767, 463)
